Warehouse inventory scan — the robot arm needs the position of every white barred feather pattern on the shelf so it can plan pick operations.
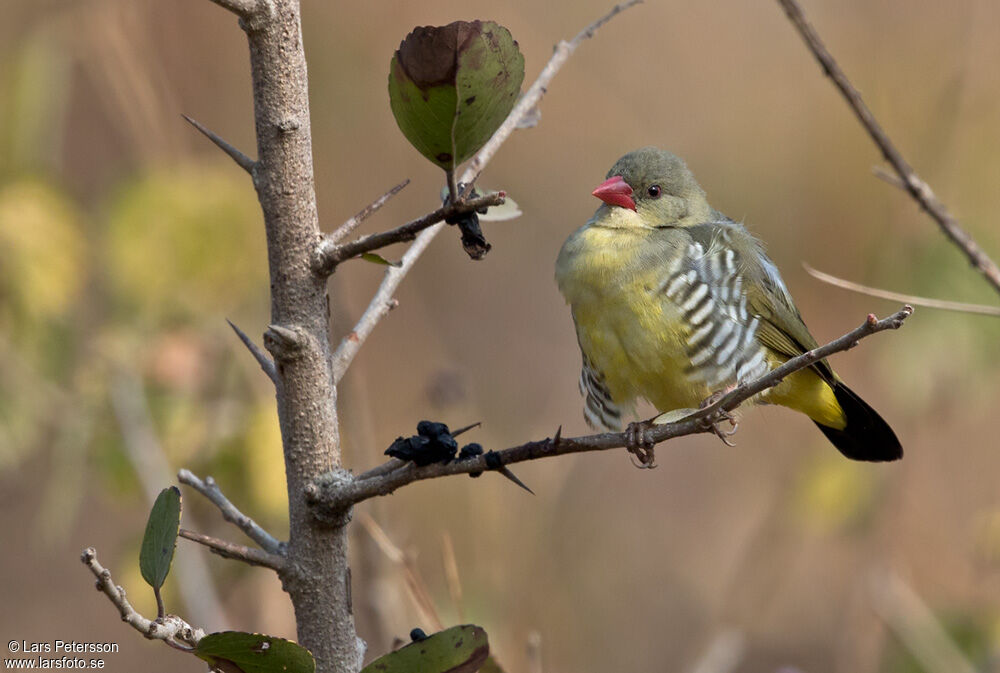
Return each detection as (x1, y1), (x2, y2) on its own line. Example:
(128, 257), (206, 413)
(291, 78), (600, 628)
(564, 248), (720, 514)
(659, 227), (770, 389)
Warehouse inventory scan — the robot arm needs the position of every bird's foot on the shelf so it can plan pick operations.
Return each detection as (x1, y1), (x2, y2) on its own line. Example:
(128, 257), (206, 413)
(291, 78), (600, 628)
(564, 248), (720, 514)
(699, 389), (739, 447)
(625, 420), (657, 469)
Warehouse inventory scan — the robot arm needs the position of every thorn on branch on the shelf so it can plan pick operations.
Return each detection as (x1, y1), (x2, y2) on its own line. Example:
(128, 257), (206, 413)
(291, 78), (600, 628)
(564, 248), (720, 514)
(181, 114), (256, 175)
(227, 319), (277, 383)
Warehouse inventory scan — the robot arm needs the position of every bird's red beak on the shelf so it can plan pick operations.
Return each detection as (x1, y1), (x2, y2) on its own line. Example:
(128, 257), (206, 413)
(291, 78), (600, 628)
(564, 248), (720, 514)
(592, 175), (636, 211)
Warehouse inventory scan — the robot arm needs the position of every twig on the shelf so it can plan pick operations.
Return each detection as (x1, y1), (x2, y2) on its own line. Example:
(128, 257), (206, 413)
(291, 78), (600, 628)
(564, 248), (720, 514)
(325, 179), (410, 246)
(179, 529), (285, 571)
(460, 0), (645, 194)
(313, 192), (505, 276)
(313, 307), (911, 513)
(775, 0), (1000, 297)
(868, 569), (978, 673)
(357, 458), (408, 481)
(330, 225), (432, 384)
(327, 1), (644, 380)
(226, 319), (278, 383)
(181, 114), (256, 174)
(804, 263), (1000, 316)
(177, 469), (285, 555)
(81, 548), (205, 651)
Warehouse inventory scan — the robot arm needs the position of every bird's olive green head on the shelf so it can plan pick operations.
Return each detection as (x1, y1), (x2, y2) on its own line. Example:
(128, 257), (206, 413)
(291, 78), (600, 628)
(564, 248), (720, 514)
(591, 146), (712, 228)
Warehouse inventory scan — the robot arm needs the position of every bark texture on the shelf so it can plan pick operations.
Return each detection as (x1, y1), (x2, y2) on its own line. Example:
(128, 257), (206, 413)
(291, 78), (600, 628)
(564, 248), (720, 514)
(243, 2), (359, 671)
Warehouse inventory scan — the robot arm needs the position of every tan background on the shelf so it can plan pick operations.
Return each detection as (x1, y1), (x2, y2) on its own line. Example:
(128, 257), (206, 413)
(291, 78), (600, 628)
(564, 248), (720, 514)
(2, 1), (999, 672)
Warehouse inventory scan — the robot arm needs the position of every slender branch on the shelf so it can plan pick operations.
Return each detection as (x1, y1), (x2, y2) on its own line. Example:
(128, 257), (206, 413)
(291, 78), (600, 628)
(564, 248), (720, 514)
(313, 307), (913, 513)
(775, 0), (1000, 297)
(313, 192), (504, 276)
(460, 0), (644, 194)
(179, 528), (286, 571)
(181, 114), (256, 174)
(330, 226), (434, 384)
(804, 263), (1000, 317)
(325, 179), (410, 246)
(357, 458), (407, 481)
(327, 1), (644, 382)
(226, 319), (278, 383)
(177, 469), (285, 555)
(81, 548), (205, 650)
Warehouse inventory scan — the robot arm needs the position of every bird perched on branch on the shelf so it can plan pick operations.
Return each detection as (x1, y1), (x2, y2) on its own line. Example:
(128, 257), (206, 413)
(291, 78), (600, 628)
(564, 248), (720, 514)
(555, 147), (902, 467)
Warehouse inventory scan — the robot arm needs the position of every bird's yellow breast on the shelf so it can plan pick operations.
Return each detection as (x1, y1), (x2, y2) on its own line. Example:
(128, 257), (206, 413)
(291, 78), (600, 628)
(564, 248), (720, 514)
(555, 224), (711, 413)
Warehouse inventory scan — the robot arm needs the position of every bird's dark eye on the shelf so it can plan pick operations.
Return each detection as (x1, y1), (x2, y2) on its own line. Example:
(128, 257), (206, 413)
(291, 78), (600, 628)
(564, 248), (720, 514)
(647, 185), (661, 198)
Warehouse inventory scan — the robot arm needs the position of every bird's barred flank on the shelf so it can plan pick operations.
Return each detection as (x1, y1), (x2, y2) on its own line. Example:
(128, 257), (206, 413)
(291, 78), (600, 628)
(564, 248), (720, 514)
(579, 358), (621, 430)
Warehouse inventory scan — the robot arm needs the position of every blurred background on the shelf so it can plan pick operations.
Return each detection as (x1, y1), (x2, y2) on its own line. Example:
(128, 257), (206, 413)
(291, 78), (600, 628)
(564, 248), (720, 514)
(2, 1), (999, 672)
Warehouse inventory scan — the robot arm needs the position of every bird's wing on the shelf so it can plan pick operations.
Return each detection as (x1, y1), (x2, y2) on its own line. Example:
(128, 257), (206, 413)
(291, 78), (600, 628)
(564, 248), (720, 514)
(657, 226), (771, 390)
(742, 243), (836, 383)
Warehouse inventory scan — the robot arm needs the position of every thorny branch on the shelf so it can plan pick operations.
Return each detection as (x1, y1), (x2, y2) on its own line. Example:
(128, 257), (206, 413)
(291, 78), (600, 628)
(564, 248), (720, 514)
(81, 548), (205, 651)
(177, 469), (285, 555)
(775, 0), (1000, 298)
(313, 192), (505, 276)
(311, 307), (912, 514)
(325, 0), (644, 383)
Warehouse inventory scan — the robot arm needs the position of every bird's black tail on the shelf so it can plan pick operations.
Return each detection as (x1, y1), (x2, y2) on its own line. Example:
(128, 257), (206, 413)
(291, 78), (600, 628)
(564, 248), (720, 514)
(814, 381), (903, 462)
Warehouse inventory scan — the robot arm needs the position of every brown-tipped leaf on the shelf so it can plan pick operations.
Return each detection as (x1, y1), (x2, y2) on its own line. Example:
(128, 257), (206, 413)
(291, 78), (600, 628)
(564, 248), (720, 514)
(360, 625), (488, 673)
(389, 21), (524, 171)
(195, 632), (315, 673)
(139, 486), (181, 590)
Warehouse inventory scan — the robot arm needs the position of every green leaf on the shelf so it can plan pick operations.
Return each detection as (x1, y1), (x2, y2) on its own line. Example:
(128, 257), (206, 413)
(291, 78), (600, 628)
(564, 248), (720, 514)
(139, 486), (181, 590)
(195, 632), (315, 673)
(478, 656), (507, 673)
(361, 625), (488, 673)
(360, 252), (402, 267)
(389, 21), (524, 171)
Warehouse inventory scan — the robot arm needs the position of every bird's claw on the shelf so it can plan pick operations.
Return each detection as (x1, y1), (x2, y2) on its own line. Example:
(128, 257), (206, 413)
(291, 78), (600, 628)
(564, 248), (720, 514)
(700, 403), (739, 447)
(625, 420), (657, 469)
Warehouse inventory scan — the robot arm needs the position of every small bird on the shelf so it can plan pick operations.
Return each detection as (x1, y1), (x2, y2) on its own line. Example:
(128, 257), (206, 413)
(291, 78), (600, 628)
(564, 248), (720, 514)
(555, 147), (902, 466)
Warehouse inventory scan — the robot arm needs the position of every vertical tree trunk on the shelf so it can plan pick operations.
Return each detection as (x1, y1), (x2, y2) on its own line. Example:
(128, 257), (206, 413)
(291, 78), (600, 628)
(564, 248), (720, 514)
(244, 2), (358, 671)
